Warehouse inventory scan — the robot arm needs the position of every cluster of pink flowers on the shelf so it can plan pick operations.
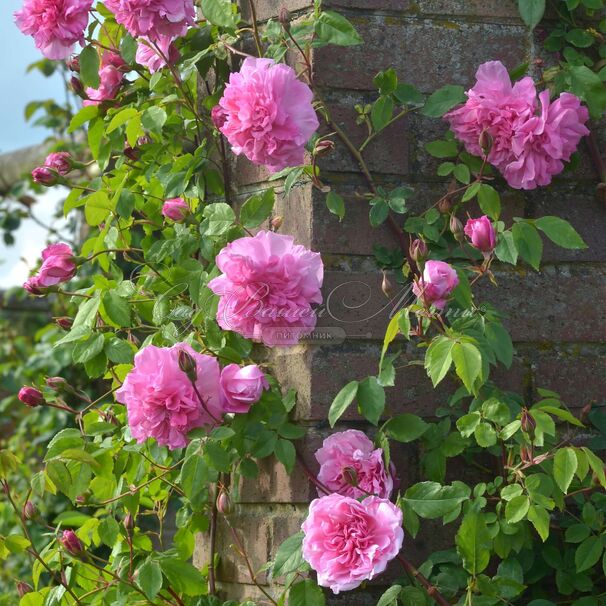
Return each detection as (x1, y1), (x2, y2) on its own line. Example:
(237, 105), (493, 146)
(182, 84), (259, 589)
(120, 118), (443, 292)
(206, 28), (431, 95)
(115, 343), (268, 450)
(446, 61), (589, 189)
(302, 493), (404, 593)
(208, 230), (324, 347)
(32, 152), (74, 186)
(23, 243), (77, 294)
(162, 197), (189, 221)
(212, 57), (319, 172)
(465, 215), (496, 253)
(14, 0), (92, 60)
(315, 430), (394, 499)
(412, 259), (459, 309)
(83, 51), (127, 106)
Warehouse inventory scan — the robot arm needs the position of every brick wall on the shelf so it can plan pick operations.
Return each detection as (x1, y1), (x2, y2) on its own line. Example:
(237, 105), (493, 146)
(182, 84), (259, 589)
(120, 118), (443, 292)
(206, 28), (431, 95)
(193, 2), (606, 602)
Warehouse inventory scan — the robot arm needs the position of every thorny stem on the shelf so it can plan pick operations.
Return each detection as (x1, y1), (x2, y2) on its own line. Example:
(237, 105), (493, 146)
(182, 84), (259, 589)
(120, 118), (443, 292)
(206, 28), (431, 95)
(397, 554), (452, 606)
(208, 484), (218, 595)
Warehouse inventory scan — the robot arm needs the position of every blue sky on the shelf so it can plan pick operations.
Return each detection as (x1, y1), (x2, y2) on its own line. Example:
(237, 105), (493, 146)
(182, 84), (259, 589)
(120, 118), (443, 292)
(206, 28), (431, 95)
(1, 0), (65, 153)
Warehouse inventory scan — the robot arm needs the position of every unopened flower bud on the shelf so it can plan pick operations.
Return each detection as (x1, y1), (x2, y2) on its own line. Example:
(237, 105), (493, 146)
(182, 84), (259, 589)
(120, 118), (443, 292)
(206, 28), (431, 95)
(580, 403), (592, 423)
(381, 271), (394, 298)
(449, 215), (465, 242)
(314, 139), (335, 157)
(270, 216), (283, 231)
(46, 376), (68, 391)
(520, 408), (536, 436)
(16, 581), (33, 598)
(178, 349), (197, 382)
(137, 135), (151, 146)
(69, 76), (84, 97)
(479, 130), (493, 156)
(520, 445), (533, 464)
(438, 197), (452, 214)
(60, 530), (83, 556)
(18, 386), (45, 408)
(55, 316), (73, 330)
(278, 6), (291, 30)
(216, 489), (233, 515)
(124, 513), (135, 531)
(23, 501), (38, 520)
(343, 467), (359, 487)
(124, 143), (139, 161)
(31, 166), (57, 186)
(410, 239), (428, 263)
(66, 56), (80, 72)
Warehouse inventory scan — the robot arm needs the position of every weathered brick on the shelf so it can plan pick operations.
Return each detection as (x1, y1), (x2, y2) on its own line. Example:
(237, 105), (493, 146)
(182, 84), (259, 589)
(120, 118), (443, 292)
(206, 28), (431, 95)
(239, 0), (311, 22)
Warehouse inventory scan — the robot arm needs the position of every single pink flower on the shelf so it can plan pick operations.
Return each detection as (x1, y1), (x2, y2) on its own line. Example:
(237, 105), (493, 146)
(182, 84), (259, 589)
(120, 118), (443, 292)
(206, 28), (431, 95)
(301, 493), (404, 594)
(31, 166), (57, 186)
(315, 429), (394, 499)
(464, 215), (496, 252)
(215, 57), (319, 172)
(14, 0), (92, 60)
(219, 364), (269, 414)
(115, 343), (223, 450)
(104, 0), (195, 40)
(136, 35), (179, 73)
(23, 243), (77, 293)
(83, 51), (126, 107)
(44, 152), (72, 175)
(18, 386), (45, 407)
(162, 197), (189, 221)
(207, 230), (323, 347)
(412, 260), (459, 310)
(503, 90), (589, 189)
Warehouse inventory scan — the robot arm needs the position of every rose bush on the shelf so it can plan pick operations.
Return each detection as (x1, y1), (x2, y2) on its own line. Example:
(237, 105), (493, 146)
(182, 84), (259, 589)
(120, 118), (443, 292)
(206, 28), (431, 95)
(0, 0), (605, 605)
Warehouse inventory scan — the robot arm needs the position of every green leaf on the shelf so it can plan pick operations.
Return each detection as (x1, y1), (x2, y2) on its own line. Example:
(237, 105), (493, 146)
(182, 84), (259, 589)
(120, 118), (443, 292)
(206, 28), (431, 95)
(512, 221), (542, 270)
(566, 28), (594, 48)
(84, 191), (113, 227)
(385, 414), (429, 442)
(369, 199), (390, 227)
(380, 311), (401, 367)
(377, 586), (402, 606)
(201, 0), (238, 27)
(582, 447), (606, 487)
(289, 580), (325, 606)
(422, 85), (466, 117)
(485, 322), (514, 368)
(569, 65), (606, 119)
(456, 512), (491, 575)
(575, 536), (603, 572)
(527, 505), (550, 542)
(553, 447), (578, 493)
(452, 341), (482, 394)
(180, 453), (209, 509)
(534, 216), (587, 250)
(328, 381), (358, 427)
(315, 11), (362, 46)
(357, 377), (385, 425)
(371, 96), (394, 131)
(394, 83), (425, 106)
(425, 336), (454, 387)
(273, 532), (304, 577)
(478, 185), (501, 220)
(495, 230), (518, 265)
(102, 291), (131, 327)
(107, 108), (139, 134)
(505, 495), (530, 523)
(137, 560), (163, 599)
(402, 481), (469, 519)
(518, 0), (546, 29)
(105, 337), (134, 364)
(326, 191), (345, 221)
(203, 203), (236, 236)
(141, 106), (167, 133)
(79, 45), (100, 89)
(240, 189), (275, 228)
(274, 439), (296, 473)
(425, 140), (458, 158)
(456, 412), (481, 438)
(160, 560), (205, 596)
(68, 105), (99, 133)
(474, 422), (497, 447)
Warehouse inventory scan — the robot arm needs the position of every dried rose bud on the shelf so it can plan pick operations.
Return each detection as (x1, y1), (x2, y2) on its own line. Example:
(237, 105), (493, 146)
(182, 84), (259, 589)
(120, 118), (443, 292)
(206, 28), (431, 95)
(270, 216), (283, 231)
(18, 386), (44, 408)
(381, 271), (394, 298)
(177, 349), (197, 382)
(410, 238), (428, 263)
(314, 139), (335, 157)
(16, 581), (33, 598)
(60, 530), (83, 556)
(520, 445), (533, 464)
(438, 197), (452, 214)
(55, 316), (73, 330)
(23, 501), (38, 520)
(580, 403), (592, 423)
(449, 215), (465, 242)
(216, 490), (233, 515)
(278, 6), (291, 30)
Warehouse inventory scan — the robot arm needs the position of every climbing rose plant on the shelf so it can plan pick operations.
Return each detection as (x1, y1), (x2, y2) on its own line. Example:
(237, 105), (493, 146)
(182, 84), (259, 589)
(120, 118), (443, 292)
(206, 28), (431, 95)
(2, 0), (606, 605)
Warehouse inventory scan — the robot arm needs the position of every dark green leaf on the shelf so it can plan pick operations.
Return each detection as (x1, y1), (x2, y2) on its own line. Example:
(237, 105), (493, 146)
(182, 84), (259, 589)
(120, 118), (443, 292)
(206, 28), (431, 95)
(422, 85), (466, 117)
(328, 381), (358, 427)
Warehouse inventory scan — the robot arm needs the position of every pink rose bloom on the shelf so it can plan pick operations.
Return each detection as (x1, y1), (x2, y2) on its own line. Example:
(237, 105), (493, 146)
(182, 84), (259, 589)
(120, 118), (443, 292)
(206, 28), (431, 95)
(220, 364), (269, 413)
(301, 493), (404, 593)
(211, 105), (228, 130)
(44, 152), (72, 175)
(162, 197), (189, 221)
(18, 386), (45, 407)
(115, 343), (223, 450)
(464, 215), (496, 252)
(83, 51), (126, 106)
(412, 260), (459, 310)
(503, 90), (589, 189)
(136, 35), (179, 73)
(315, 429), (393, 499)
(31, 166), (57, 186)
(14, 0), (92, 60)
(208, 230), (323, 347)
(215, 57), (319, 172)
(104, 0), (195, 40)
(23, 243), (77, 293)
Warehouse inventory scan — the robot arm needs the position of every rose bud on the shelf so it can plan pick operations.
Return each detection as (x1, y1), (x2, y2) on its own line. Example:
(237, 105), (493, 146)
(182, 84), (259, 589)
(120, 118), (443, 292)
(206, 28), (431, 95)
(438, 197), (452, 214)
(124, 513), (135, 531)
(479, 130), (493, 156)
(59, 530), (83, 556)
(162, 198), (189, 222)
(219, 364), (269, 414)
(314, 139), (335, 157)
(31, 166), (57, 186)
(16, 581), (33, 598)
(211, 105), (228, 130)
(23, 501), (38, 520)
(44, 152), (72, 176)
(449, 215), (465, 242)
(69, 76), (84, 97)
(23, 276), (45, 295)
(464, 216), (496, 253)
(23, 243), (77, 293)
(177, 349), (198, 382)
(270, 216), (283, 231)
(278, 5), (291, 30)
(18, 386), (45, 408)
(521, 408), (536, 436)
(409, 238), (428, 263)
(381, 271), (394, 298)
(46, 376), (68, 392)
(123, 143), (139, 161)
(216, 489), (233, 515)
(412, 260), (459, 310)
(66, 56), (80, 72)
(580, 403), (592, 423)
(520, 445), (533, 464)
(55, 316), (73, 330)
